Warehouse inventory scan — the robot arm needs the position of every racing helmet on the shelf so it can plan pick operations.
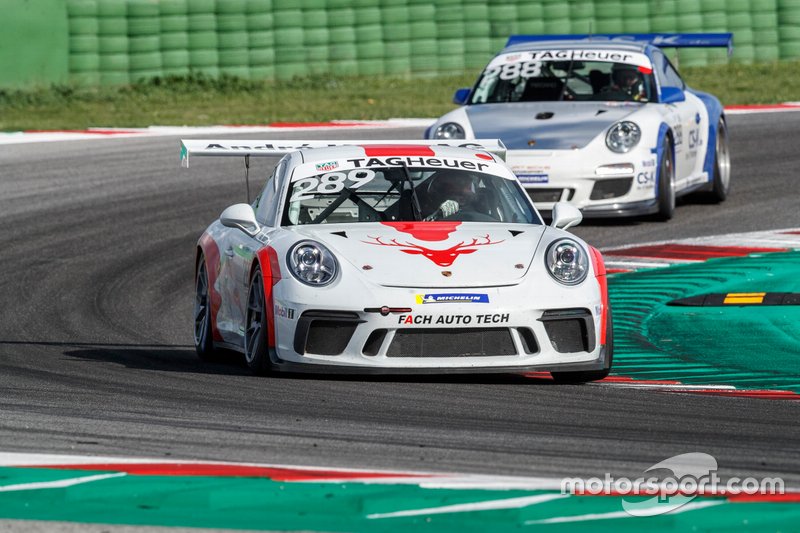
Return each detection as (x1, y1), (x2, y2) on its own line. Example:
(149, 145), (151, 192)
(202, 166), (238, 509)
(611, 63), (644, 96)
(425, 169), (476, 205)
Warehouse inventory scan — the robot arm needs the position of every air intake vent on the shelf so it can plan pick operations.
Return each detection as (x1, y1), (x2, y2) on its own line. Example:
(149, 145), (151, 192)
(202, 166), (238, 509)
(539, 309), (595, 353)
(387, 328), (516, 357)
(362, 329), (387, 356)
(590, 178), (633, 200)
(294, 311), (364, 356)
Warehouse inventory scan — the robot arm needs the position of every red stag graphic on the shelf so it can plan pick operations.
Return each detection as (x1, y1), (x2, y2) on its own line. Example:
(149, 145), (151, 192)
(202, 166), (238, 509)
(363, 234), (504, 267)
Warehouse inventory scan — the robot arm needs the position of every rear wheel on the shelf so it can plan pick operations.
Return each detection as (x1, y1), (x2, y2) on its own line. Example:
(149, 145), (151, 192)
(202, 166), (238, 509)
(656, 137), (675, 220)
(551, 309), (614, 384)
(194, 257), (223, 362)
(244, 268), (273, 376)
(708, 118), (731, 202)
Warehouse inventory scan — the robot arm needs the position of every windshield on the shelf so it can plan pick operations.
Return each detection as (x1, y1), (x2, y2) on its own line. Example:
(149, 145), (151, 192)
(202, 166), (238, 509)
(470, 50), (656, 104)
(282, 166), (539, 226)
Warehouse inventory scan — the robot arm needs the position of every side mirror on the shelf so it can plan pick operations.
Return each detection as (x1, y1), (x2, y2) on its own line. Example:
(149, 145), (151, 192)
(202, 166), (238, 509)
(551, 202), (582, 230)
(660, 86), (686, 104)
(220, 203), (260, 236)
(452, 88), (471, 105)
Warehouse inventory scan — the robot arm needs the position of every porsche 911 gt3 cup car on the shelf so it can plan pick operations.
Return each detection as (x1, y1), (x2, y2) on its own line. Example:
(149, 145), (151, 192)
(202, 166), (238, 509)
(182, 139), (612, 383)
(426, 33), (733, 219)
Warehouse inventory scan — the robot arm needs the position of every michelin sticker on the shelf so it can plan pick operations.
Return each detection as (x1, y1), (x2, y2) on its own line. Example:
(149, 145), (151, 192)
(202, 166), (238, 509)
(517, 173), (549, 184)
(416, 293), (490, 304)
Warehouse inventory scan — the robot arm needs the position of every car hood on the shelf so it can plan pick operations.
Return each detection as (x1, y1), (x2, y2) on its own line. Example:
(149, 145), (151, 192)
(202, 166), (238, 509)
(290, 222), (546, 288)
(464, 101), (643, 150)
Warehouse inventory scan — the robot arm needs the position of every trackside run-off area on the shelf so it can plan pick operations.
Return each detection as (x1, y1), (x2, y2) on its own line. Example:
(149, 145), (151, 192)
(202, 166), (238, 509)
(0, 453), (799, 532)
(592, 228), (800, 399)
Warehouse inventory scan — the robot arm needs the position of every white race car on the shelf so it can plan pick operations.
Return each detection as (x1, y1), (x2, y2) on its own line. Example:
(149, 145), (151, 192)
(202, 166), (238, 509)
(182, 139), (612, 383)
(426, 33), (733, 219)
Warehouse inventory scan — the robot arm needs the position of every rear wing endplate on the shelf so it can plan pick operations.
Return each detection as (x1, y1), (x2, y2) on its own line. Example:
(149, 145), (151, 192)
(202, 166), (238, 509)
(180, 139), (507, 167)
(506, 33), (733, 56)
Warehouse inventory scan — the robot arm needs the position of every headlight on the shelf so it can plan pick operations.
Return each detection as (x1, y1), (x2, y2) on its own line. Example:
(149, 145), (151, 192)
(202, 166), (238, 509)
(287, 240), (338, 286)
(433, 122), (465, 139)
(545, 239), (589, 285)
(605, 121), (641, 153)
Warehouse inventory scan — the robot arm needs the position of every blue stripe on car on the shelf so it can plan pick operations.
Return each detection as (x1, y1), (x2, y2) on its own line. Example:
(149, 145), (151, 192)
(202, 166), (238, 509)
(688, 89), (724, 181)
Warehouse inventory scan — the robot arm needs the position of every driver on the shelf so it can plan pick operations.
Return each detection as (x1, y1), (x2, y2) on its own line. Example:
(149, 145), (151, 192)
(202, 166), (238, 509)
(420, 170), (477, 221)
(608, 64), (645, 101)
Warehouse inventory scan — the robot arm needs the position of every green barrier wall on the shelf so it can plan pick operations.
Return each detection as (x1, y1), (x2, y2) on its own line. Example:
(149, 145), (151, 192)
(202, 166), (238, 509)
(4, 0), (800, 87)
(0, 0), (69, 88)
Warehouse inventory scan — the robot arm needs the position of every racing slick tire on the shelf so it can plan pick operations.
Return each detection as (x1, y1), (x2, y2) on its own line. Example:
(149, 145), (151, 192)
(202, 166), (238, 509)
(656, 137), (675, 220)
(551, 309), (614, 384)
(244, 267), (273, 376)
(194, 256), (224, 362)
(708, 118), (731, 202)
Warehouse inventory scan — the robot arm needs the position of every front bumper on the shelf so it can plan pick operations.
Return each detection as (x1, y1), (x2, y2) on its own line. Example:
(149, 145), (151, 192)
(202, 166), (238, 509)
(507, 148), (659, 217)
(271, 285), (607, 372)
(543, 198), (659, 219)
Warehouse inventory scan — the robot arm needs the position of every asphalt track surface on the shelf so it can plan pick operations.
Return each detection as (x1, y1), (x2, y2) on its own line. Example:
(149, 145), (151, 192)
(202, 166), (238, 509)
(0, 112), (798, 489)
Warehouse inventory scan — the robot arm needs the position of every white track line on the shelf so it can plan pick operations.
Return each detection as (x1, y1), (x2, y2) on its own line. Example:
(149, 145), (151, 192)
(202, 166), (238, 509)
(367, 494), (567, 519)
(0, 451), (561, 490)
(725, 105), (800, 114)
(0, 472), (126, 492)
(598, 383), (737, 391)
(0, 119), (436, 145)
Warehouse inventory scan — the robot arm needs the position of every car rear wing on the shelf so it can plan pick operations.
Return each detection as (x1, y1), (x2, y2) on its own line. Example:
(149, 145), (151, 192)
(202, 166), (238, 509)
(505, 33), (733, 56)
(180, 139), (507, 167)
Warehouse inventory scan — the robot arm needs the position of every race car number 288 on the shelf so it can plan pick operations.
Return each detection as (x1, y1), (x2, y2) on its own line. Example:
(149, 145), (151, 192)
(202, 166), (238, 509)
(482, 61), (543, 82)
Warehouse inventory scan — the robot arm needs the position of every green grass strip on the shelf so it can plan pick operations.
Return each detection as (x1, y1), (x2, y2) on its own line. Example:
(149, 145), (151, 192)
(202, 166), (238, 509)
(1, 61), (800, 130)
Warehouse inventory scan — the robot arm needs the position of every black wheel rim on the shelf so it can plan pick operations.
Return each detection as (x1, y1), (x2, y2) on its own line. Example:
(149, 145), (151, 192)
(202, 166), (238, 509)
(194, 262), (209, 347)
(245, 272), (264, 364)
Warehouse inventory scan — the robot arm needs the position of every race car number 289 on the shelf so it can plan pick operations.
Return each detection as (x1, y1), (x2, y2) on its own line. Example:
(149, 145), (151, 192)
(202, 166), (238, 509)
(291, 169), (376, 201)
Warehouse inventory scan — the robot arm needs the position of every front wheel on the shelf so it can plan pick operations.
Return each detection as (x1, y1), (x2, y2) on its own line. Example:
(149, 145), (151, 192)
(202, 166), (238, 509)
(194, 257), (223, 362)
(709, 118), (731, 202)
(656, 137), (675, 220)
(244, 268), (273, 376)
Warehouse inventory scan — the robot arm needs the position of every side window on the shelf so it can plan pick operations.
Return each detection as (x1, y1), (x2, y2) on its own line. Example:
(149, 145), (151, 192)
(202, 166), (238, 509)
(255, 158), (286, 226)
(654, 50), (685, 89)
